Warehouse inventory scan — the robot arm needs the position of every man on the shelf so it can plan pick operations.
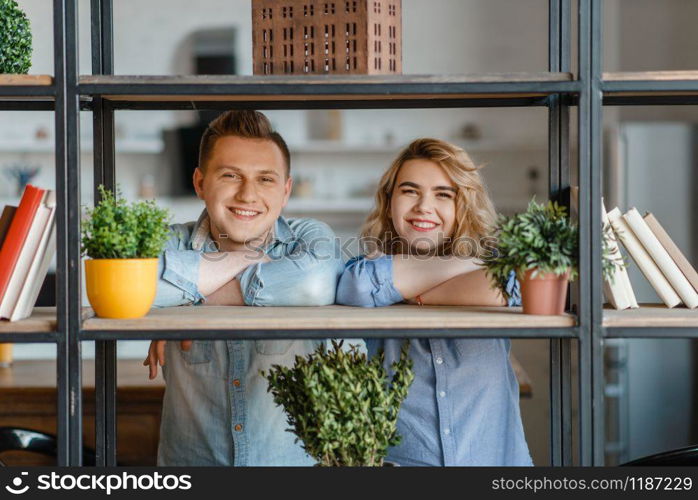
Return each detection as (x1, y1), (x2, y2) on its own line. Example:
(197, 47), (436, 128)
(143, 110), (343, 466)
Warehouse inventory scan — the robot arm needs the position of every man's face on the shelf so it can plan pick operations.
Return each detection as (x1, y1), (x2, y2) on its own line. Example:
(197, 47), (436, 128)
(193, 135), (292, 251)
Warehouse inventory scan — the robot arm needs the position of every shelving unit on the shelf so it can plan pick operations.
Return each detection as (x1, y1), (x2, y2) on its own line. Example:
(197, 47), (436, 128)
(2, 0), (694, 468)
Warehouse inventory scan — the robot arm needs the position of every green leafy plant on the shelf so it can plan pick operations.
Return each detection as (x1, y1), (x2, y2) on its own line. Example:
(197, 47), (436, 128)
(0, 0), (33, 74)
(484, 198), (626, 299)
(602, 221), (627, 284)
(81, 185), (171, 259)
(262, 340), (414, 467)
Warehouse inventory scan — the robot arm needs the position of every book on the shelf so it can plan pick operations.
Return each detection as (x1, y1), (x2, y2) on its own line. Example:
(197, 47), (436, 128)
(0, 205), (16, 247)
(0, 190), (53, 319)
(0, 185), (44, 302)
(602, 200), (638, 309)
(623, 208), (698, 309)
(643, 212), (698, 295)
(607, 208), (681, 308)
(7, 192), (56, 321)
(569, 188), (638, 310)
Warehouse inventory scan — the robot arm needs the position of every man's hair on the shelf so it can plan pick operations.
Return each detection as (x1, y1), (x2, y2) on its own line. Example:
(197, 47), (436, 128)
(198, 110), (291, 176)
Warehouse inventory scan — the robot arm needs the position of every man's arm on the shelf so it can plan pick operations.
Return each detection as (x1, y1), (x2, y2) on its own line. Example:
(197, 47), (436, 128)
(197, 251), (267, 296)
(147, 225), (266, 378)
(238, 219), (343, 306)
(154, 244), (266, 307)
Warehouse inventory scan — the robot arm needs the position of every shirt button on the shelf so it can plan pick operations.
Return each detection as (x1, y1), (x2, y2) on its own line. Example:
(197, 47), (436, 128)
(439, 391), (446, 398)
(232, 379), (241, 387)
(234, 424), (243, 432)
(435, 357), (444, 365)
(444, 428), (451, 435)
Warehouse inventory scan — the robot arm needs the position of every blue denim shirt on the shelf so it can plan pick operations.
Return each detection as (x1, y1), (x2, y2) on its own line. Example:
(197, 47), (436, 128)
(336, 255), (533, 466)
(154, 210), (344, 466)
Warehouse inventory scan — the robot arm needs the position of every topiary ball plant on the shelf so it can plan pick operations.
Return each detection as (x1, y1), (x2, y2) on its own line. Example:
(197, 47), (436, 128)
(0, 0), (33, 74)
(81, 185), (171, 259)
(263, 340), (414, 467)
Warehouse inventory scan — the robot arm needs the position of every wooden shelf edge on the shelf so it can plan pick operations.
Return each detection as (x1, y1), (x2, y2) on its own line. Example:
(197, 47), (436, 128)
(603, 70), (698, 82)
(79, 72), (574, 85)
(0, 75), (53, 86)
(603, 304), (698, 328)
(82, 305), (576, 331)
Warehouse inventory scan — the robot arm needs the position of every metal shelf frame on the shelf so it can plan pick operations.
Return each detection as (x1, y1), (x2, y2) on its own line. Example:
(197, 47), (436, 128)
(11, 0), (695, 468)
(79, 0), (583, 468)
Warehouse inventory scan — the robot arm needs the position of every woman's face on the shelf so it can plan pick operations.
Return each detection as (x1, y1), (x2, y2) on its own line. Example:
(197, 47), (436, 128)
(390, 159), (457, 253)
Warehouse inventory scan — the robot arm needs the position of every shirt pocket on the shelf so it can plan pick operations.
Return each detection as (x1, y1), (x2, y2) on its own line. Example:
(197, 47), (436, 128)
(178, 340), (213, 365)
(255, 340), (293, 355)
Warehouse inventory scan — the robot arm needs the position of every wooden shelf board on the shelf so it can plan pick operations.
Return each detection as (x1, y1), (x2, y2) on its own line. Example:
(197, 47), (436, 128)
(603, 304), (698, 328)
(0, 307), (57, 333)
(81, 73), (573, 85)
(603, 71), (698, 82)
(82, 304), (576, 331)
(79, 73), (574, 101)
(0, 307), (95, 335)
(0, 75), (53, 86)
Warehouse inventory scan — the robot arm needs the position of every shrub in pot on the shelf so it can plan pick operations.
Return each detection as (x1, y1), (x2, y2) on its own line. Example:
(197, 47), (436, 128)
(484, 198), (624, 315)
(263, 340), (414, 467)
(81, 186), (170, 319)
(0, 0), (32, 74)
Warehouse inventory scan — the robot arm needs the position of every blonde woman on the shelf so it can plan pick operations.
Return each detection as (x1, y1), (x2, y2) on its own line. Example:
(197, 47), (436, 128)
(336, 138), (532, 466)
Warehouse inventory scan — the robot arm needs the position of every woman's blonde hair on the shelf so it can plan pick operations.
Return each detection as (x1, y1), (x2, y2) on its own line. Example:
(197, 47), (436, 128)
(361, 138), (497, 257)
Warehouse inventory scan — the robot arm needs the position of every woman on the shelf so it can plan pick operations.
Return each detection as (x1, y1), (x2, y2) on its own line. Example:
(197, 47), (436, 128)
(336, 138), (532, 466)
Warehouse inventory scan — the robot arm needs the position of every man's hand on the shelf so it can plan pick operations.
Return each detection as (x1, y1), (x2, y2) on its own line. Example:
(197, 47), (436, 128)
(143, 340), (192, 379)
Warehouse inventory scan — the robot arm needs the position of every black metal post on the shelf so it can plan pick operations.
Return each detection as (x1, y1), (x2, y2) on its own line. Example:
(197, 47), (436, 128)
(589, 0), (605, 466)
(548, 0), (573, 467)
(91, 0), (117, 467)
(577, 0), (593, 467)
(54, 0), (83, 466)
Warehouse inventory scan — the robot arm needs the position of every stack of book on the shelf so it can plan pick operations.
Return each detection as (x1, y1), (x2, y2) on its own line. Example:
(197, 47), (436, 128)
(0, 185), (57, 321)
(606, 206), (698, 310)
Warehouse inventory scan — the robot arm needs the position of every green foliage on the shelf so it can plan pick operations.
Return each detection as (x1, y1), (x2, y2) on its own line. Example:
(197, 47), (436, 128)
(263, 340), (414, 467)
(484, 199), (579, 295)
(484, 198), (628, 299)
(81, 185), (171, 259)
(0, 0), (32, 74)
(602, 221), (627, 285)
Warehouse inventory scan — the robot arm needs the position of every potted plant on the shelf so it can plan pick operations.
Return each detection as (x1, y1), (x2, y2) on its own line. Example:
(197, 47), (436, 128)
(81, 185), (171, 319)
(0, 0), (32, 74)
(263, 340), (414, 467)
(484, 198), (625, 315)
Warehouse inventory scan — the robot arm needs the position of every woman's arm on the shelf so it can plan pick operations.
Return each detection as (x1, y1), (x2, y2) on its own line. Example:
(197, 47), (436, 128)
(391, 255), (482, 299)
(411, 268), (507, 306)
(337, 254), (484, 307)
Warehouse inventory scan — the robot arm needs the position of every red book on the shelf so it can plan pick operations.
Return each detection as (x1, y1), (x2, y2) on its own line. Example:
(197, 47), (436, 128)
(0, 185), (45, 302)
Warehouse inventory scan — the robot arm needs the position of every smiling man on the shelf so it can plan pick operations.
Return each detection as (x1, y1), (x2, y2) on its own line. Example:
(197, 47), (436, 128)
(144, 110), (343, 466)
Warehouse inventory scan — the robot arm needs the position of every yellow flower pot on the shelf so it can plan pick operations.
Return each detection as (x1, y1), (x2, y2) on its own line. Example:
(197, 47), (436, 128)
(85, 258), (158, 319)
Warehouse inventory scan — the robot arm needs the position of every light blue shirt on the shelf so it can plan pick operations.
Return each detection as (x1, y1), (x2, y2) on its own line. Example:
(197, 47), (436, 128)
(336, 255), (533, 466)
(154, 210), (344, 466)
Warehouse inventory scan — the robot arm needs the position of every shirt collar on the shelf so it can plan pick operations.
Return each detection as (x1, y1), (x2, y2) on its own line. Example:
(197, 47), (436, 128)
(190, 208), (294, 251)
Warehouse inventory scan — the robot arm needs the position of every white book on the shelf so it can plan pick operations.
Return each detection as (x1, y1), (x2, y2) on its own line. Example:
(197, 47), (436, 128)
(0, 191), (52, 319)
(607, 208), (681, 308)
(10, 191), (56, 321)
(623, 208), (698, 309)
(602, 200), (636, 309)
